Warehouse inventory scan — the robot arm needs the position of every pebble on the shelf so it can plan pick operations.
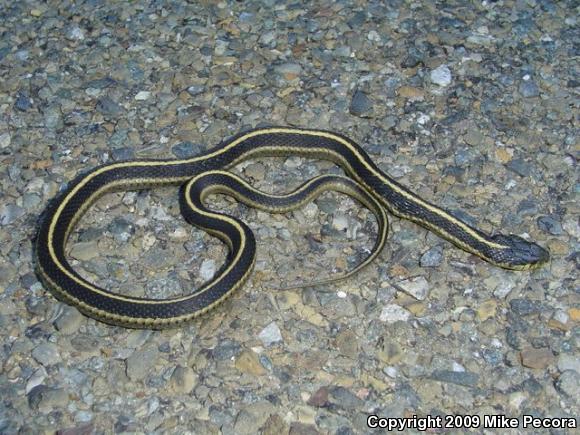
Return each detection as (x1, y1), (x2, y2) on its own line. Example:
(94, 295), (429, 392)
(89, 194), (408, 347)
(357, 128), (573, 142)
(331, 212), (349, 232)
(96, 97), (123, 117)
(307, 387), (329, 407)
(0, 132), (11, 149)
(481, 348), (503, 366)
(56, 423), (94, 435)
(31, 343), (61, 366)
(200, 259), (217, 281)
(126, 330), (152, 348)
(328, 387), (363, 410)
(557, 354), (580, 374)
(555, 370), (579, 402)
(509, 298), (543, 316)
(477, 299), (498, 321)
(377, 340), (403, 364)
(335, 330), (358, 359)
(75, 411), (94, 424)
(520, 348), (555, 369)
(44, 105), (63, 130)
(397, 86), (424, 99)
(171, 141), (205, 158)
(66, 26), (85, 41)
(108, 216), (132, 238)
(379, 304), (411, 323)
(26, 367), (47, 394)
(145, 278), (181, 299)
(430, 65), (452, 87)
(258, 322), (283, 346)
(517, 199), (539, 216)
(15, 92), (33, 111)
(28, 385), (68, 410)
(169, 366), (197, 394)
(186, 85), (205, 96)
(519, 81), (540, 97)
(506, 158), (533, 177)
(395, 276), (429, 300)
(489, 275), (517, 299)
(234, 410), (261, 434)
(536, 215), (563, 235)
(111, 147), (135, 161)
(430, 370), (479, 387)
(235, 350), (266, 375)
(244, 162), (266, 181)
(69, 241), (99, 261)
(234, 403), (274, 434)
(0, 204), (25, 225)
(54, 306), (84, 334)
(401, 49), (423, 68)
(134, 91), (152, 101)
(349, 90), (373, 117)
(275, 63), (302, 81)
(420, 246), (443, 267)
(212, 340), (241, 360)
(126, 346), (159, 381)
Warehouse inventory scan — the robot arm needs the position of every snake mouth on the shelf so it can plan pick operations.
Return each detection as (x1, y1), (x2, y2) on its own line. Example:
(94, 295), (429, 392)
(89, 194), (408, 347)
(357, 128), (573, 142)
(491, 234), (550, 270)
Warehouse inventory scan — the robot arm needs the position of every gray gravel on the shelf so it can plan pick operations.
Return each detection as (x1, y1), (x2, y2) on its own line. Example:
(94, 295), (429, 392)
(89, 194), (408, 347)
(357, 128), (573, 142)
(0, 1), (578, 433)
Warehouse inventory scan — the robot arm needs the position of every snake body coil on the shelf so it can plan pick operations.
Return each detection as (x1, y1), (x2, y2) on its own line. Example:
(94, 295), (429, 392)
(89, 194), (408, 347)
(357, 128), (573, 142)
(35, 127), (549, 328)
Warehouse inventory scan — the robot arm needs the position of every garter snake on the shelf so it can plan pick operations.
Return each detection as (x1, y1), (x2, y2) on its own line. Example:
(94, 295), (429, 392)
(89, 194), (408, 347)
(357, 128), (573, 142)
(35, 127), (549, 328)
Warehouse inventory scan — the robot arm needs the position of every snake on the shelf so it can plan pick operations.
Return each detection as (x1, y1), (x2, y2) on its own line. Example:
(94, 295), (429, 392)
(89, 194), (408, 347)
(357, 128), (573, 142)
(34, 127), (549, 328)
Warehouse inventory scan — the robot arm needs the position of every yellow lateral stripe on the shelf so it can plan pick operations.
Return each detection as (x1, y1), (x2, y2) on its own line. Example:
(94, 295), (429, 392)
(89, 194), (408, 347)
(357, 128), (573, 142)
(37, 253), (255, 327)
(44, 174), (249, 305)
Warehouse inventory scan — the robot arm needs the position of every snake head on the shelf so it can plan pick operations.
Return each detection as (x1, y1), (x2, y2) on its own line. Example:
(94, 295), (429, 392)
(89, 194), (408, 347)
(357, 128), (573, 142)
(491, 234), (550, 270)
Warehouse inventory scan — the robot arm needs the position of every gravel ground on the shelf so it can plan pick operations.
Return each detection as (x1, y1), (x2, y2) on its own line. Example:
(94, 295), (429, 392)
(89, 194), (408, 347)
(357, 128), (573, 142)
(0, 1), (578, 434)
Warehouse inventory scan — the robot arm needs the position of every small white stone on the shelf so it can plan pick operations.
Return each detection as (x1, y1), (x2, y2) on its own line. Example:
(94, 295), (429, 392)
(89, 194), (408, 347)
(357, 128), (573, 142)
(452, 361), (466, 372)
(563, 216), (580, 239)
(553, 310), (570, 325)
(26, 368), (47, 394)
(430, 65), (452, 87)
(0, 132), (11, 149)
(396, 276), (429, 300)
(493, 281), (515, 299)
(67, 26), (85, 41)
(284, 156), (303, 169)
(200, 259), (216, 281)
(417, 113), (430, 125)
(170, 227), (189, 240)
(367, 30), (381, 42)
(379, 304), (411, 323)
(151, 206), (172, 221)
(557, 354), (580, 374)
(258, 322), (283, 346)
(332, 213), (349, 232)
(302, 202), (318, 219)
(135, 91), (152, 100)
